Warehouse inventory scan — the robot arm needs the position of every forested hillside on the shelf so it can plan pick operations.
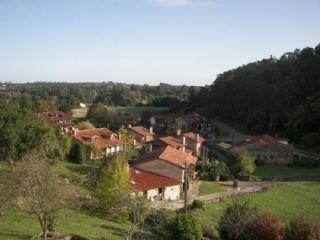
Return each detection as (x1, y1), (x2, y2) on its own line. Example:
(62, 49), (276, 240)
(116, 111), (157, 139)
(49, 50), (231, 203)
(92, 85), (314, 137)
(0, 82), (196, 113)
(189, 44), (320, 148)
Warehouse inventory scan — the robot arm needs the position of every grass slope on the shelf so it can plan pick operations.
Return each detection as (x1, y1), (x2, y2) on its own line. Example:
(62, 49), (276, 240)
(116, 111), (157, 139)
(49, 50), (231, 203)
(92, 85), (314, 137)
(199, 181), (225, 196)
(254, 166), (320, 178)
(195, 182), (320, 225)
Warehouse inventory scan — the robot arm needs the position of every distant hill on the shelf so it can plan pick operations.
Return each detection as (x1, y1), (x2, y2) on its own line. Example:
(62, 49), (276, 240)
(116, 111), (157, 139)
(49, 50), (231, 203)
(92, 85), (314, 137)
(189, 44), (320, 148)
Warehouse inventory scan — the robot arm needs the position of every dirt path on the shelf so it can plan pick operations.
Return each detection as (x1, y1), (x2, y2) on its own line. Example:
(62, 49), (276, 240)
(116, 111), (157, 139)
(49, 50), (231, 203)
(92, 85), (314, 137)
(152, 181), (277, 210)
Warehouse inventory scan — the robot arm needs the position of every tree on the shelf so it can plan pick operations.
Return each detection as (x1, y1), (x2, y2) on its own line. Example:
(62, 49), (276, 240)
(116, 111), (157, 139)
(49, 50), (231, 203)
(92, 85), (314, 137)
(119, 126), (139, 159)
(117, 196), (150, 240)
(250, 214), (282, 240)
(70, 141), (87, 164)
(0, 150), (77, 240)
(208, 161), (230, 182)
(219, 200), (257, 240)
(0, 101), (63, 166)
(86, 103), (108, 127)
(95, 153), (129, 212)
(229, 149), (256, 176)
(78, 120), (95, 130)
(283, 217), (320, 240)
(176, 214), (203, 240)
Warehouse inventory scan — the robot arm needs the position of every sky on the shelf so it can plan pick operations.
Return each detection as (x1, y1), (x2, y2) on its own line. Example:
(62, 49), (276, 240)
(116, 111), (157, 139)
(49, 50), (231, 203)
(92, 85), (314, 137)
(0, 0), (320, 86)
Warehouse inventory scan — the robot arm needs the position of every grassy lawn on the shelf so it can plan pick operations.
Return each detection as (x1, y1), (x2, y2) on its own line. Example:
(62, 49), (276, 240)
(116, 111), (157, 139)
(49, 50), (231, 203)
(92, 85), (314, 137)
(0, 161), (128, 240)
(253, 166), (320, 178)
(0, 208), (128, 240)
(199, 181), (225, 196)
(111, 106), (170, 114)
(192, 182), (320, 225)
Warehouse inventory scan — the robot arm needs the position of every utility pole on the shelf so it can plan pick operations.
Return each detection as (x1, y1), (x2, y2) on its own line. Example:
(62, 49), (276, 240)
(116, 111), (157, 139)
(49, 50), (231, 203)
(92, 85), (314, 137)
(184, 162), (188, 213)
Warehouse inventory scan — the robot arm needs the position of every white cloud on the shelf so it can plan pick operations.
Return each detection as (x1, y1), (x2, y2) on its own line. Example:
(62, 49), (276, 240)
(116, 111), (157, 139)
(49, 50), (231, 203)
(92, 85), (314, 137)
(144, 0), (214, 7)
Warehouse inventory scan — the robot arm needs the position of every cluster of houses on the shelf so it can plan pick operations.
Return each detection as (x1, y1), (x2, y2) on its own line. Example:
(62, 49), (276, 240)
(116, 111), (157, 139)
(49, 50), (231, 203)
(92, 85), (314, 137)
(216, 135), (294, 165)
(37, 111), (207, 202)
(37, 110), (297, 201)
(0, 82), (7, 90)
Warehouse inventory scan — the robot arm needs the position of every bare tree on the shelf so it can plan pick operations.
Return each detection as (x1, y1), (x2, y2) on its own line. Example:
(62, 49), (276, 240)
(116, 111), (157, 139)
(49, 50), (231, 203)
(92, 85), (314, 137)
(0, 150), (78, 240)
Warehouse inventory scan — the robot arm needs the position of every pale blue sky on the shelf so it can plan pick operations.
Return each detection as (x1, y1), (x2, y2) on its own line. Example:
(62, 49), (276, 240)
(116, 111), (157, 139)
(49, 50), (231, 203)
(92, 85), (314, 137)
(0, 0), (319, 85)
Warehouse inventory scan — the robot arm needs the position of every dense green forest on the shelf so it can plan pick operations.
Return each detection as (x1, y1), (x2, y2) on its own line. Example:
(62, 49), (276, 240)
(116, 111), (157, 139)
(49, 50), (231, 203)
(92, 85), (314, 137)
(0, 82), (196, 113)
(189, 44), (320, 148)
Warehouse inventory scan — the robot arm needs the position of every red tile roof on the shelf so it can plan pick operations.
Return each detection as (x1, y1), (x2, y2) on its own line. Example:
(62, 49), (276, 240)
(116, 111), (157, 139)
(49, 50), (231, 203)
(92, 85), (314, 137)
(137, 145), (198, 168)
(37, 111), (71, 122)
(74, 128), (124, 148)
(160, 136), (193, 153)
(129, 126), (155, 137)
(130, 167), (180, 191)
(183, 132), (205, 143)
(151, 114), (167, 120)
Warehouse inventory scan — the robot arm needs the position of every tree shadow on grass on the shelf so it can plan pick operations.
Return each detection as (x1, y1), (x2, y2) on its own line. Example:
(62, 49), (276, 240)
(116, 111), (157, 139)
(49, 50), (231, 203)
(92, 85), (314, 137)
(0, 228), (32, 240)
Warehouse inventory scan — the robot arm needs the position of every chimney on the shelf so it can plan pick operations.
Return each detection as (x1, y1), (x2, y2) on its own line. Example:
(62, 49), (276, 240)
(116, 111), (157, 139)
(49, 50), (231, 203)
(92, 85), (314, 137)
(196, 133), (200, 143)
(118, 133), (121, 139)
(149, 126), (153, 134)
(128, 124), (132, 128)
(148, 143), (153, 153)
(133, 139), (136, 147)
(176, 128), (181, 136)
(182, 136), (186, 153)
(74, 128), (78, 136)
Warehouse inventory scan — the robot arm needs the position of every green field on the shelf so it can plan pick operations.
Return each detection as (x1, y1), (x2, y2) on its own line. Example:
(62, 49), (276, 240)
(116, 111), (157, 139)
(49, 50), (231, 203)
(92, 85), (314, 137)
(0, 208), (127, 240)
(110, 106), (170, 114)
(72, 106), (170, 119)
(199, 181), (225, 196)
(253, 166), (320, 178)
(0, 161), (127, 240)
(192, 182), (320, 225)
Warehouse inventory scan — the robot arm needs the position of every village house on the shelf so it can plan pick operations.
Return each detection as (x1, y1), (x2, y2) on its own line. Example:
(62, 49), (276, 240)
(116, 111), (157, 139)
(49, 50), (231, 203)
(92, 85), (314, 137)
(37, 111), (71, 124)
(232, 134), (294, 165)
(128, 125), (155, 146)
(130, 167), (181, 201)
(133, 145), (198, 183)
(124, 114), (142, 126)
(158, 135), (193, 155)
(149, 114), (167, 127)
(73, 128), (124, 160)
(37, 111), (76, 134)
(0, 82), (7, 90)
(175, 113), (204, 130)
(182, 132), (205, 157)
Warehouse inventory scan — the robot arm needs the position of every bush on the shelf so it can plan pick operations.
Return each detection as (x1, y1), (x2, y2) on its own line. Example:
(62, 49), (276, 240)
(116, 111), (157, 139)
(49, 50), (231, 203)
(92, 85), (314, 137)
(70, 142), (87, 164)
(283, 217), (320, 240)
(229, 149), (256, 177)
(218, 200), (257, 240)
(192, 200), (204, 209)
(202, 223), (219, 240)
(144, 210), (177, 240)
(250, 214), (282, 240)
(176, 214), (203, 240)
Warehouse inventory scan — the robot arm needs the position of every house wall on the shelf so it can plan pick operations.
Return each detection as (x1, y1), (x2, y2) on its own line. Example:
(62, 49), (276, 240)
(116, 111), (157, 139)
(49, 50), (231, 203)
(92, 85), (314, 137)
(164, 185), (180, 201)
(146, 188), (159, 200)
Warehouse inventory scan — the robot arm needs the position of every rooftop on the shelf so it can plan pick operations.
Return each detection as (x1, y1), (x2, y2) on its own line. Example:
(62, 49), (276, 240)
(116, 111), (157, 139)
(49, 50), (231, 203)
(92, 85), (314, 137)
(137, 145), (198, 168)
(129, 126), (155, 137)
(183, 132), (205, 143)
(130, 167), (180, 191)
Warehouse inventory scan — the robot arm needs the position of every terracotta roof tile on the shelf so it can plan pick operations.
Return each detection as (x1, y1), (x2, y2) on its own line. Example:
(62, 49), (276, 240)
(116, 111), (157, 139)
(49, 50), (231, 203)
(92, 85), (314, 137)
(37, 111), (71, 122)
(160, 136), (193, 153)
(130, 167), (180, 191)
(129, 126), (155, 137)
(137, 146), (198, 167)
(183, 132), (205, 143)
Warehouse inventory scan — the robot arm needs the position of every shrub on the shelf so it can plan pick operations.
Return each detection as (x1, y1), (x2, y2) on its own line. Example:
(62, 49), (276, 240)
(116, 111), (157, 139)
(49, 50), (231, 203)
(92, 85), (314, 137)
(144, 210), (177, 240)
(250, 214), (282, 240)
(70, 142), (87, 164)
(176, 214), (203, 240)
(202, 223), (219, 240)
(192, 200), (204, 209)
(218, 200), (257, 240)
(283, 217), (320, 240)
